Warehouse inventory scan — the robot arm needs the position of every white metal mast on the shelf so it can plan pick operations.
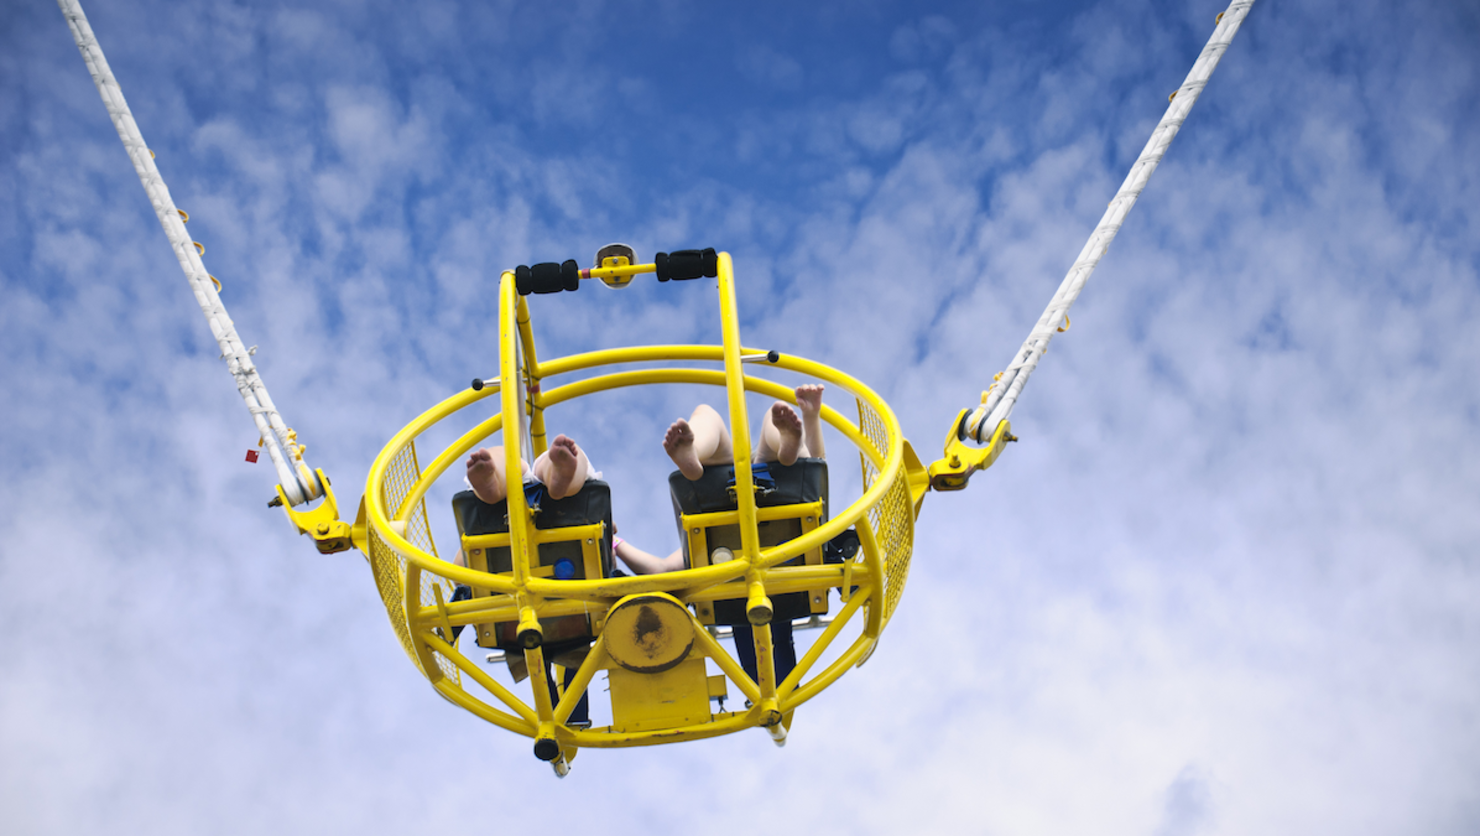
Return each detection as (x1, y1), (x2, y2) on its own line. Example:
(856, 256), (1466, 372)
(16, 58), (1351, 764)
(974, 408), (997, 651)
(57, 0), (322, 506)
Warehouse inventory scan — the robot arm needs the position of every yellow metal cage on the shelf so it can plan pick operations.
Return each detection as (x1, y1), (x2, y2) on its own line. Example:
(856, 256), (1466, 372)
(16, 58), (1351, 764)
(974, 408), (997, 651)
(353, 251), (929, 768)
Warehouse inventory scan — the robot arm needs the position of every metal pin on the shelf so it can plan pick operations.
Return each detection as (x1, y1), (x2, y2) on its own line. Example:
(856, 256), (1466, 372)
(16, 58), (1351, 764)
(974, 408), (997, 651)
(740, 350), (781, 364)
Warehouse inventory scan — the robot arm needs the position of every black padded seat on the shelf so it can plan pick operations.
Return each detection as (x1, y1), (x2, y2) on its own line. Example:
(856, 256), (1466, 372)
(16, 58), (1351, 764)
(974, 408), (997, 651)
(668, 459), (828, 626)
(452, 479), (614, 652)
(453, 479), (615, 577)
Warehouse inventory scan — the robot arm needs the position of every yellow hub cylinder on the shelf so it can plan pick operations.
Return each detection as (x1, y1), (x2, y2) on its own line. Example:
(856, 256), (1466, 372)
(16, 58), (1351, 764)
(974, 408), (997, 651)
(604, 592), (695, 674)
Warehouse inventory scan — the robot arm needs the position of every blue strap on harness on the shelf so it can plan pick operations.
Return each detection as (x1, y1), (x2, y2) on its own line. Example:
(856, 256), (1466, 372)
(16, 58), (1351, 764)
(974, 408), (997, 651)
(728, 462), (776, 494)
(523, 481), (546, 512)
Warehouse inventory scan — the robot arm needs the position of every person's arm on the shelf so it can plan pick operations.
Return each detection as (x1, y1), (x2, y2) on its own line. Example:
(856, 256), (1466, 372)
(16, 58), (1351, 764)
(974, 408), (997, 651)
(613, 538), (686, 574)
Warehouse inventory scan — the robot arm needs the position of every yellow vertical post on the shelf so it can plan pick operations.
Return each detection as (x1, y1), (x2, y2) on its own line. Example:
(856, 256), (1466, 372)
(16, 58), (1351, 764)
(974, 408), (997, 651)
(715, 252), (776, 703)
(499, 271), (532, 586)
(716, 253), (757, 544)
(516, 295), (549, 458)
(524, 644), (561, 760)
(499, 272), (543, 655)
(752, 619), (776, 697)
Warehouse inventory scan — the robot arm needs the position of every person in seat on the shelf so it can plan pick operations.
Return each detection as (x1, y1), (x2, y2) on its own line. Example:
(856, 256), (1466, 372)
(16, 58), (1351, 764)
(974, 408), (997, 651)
(612, 383), (825, 574)
(663, 384), (825, 481)
(612, 385), (825, 685)
(454, 433), (598, 728)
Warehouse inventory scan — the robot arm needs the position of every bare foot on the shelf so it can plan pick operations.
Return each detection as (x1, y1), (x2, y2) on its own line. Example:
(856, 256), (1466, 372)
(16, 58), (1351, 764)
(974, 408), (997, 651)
(769, 401), (803, 466)
(466, 447), (506, 504)
(664, 418), (705, 480)
(795, 384), (823, 419)
(542, 435), (583, 498)
(795, 384), (825, 459)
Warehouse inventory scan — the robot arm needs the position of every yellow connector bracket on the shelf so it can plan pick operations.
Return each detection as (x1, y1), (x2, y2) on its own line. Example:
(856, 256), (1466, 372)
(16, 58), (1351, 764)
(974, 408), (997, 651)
(926, 411), (1015, 492)
(276, 468), (354, 554)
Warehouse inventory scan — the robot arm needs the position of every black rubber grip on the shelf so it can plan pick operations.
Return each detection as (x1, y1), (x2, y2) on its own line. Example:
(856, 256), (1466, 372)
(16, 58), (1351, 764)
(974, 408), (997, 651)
(532, 262), (562, 294)
(517, 260), (580, 294)
(655, 248), (718, 282)
(533, 737), (561, 761)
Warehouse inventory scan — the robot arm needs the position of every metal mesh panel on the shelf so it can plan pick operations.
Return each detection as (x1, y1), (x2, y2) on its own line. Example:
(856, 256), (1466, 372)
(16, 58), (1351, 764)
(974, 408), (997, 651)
(857, 397), (889, 475)
(874, 470), (914, 621)
(380, 443), (420, 525)
(409, 563), (463, 685)
(368, 441), (461, 687)
(395, 447), (438, 561)
(856, 399), (915, 623)
(368, 526), (420, 670)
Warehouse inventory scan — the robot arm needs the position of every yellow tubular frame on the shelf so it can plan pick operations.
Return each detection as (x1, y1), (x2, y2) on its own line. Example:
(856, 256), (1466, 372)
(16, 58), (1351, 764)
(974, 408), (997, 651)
(359, 252), (922, 753)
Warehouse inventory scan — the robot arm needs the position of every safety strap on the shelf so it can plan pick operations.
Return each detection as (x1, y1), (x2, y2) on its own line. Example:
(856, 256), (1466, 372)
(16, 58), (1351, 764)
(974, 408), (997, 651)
(58, 0), (321, 505)
(964, 0), (1257, 442)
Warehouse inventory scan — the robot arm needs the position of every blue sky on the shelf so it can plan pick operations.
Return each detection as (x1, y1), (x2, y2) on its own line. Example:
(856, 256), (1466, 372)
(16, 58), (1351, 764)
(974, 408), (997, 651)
(4, 0), (1480, 832)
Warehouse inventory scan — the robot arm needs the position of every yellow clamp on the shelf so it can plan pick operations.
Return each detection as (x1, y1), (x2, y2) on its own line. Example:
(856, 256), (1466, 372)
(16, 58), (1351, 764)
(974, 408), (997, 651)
(926, 410), (1015, 492)
(585, 259), (655, 287)
(277, 468), (353, 554)
(596, 254), (636, 288)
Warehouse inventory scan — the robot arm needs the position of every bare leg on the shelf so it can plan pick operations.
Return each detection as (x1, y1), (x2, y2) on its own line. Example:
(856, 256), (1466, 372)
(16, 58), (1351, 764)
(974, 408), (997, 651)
(665, 404), (733, 480)
(613, 540), (686, 575)
(794, 384), (825, 460)
(755, 401), (803, 466)
(467, 446), (527, 504)
(531, 434), (591, 499)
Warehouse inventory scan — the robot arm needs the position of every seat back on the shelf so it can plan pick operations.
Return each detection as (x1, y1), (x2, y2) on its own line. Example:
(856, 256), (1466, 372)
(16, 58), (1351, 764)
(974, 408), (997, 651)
(453, 479), (614, 651)
(668, 459), (830, 625)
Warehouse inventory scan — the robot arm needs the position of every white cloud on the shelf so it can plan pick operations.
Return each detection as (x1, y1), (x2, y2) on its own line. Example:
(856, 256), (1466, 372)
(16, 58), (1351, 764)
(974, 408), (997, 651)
(737, 44), (804, 91)
(889, 15), (957, 64)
